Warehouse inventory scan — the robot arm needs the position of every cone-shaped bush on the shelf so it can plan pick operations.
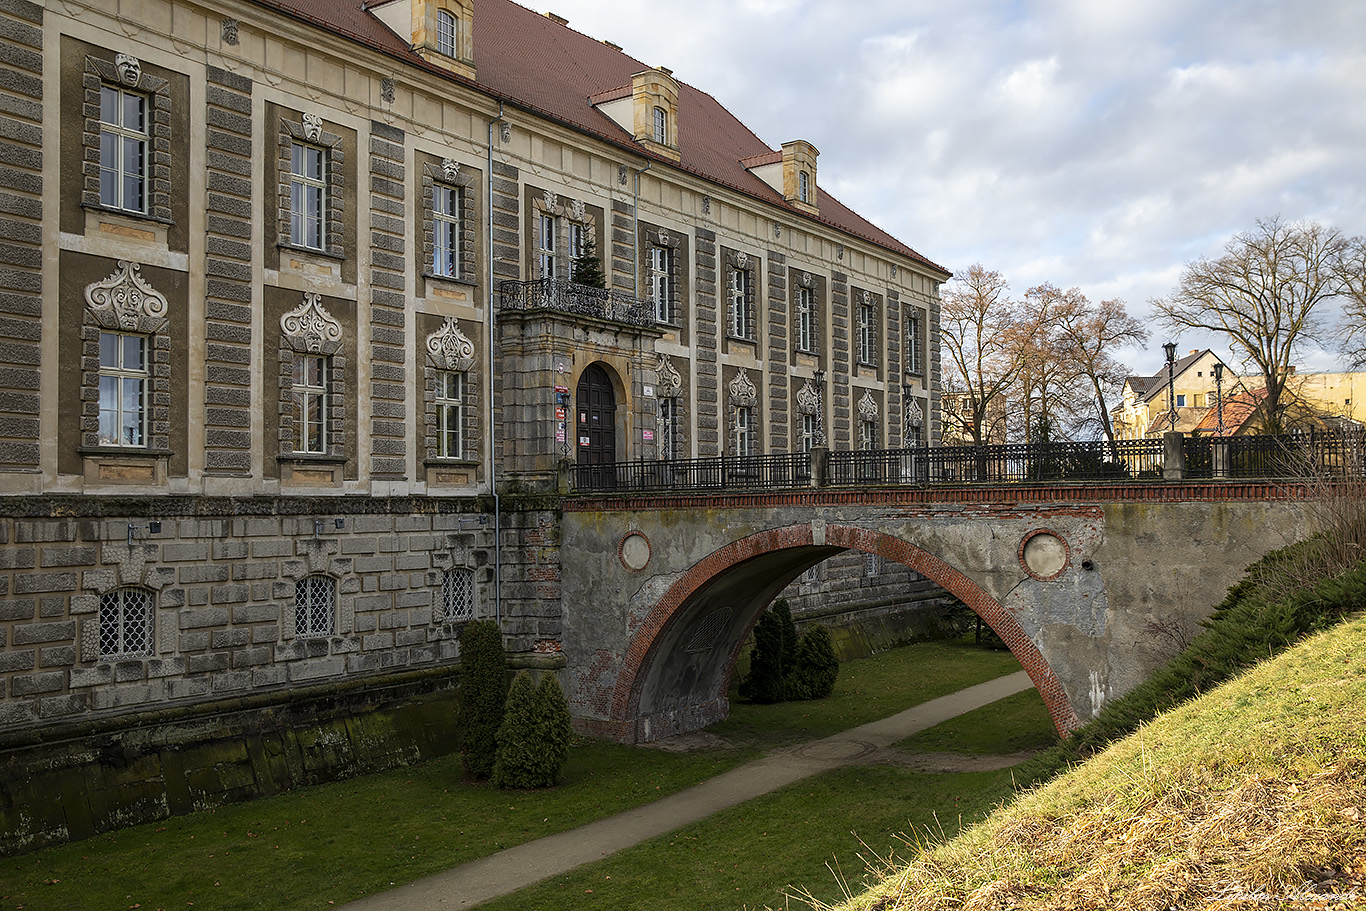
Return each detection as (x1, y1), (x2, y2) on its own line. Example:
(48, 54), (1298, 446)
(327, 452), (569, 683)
(457, 619), (507, 780)
(773, 598), (799, 672)
(492, 671), (540, 789)
(534, 671), (573, 785)
(787, 624), (840, 700)
(739, 608), (787, 704)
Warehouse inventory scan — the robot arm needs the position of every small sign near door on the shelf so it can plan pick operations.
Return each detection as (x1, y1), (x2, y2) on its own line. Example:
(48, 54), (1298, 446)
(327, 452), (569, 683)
(642, 429), (654, 441)
(579, 436), (590, 447)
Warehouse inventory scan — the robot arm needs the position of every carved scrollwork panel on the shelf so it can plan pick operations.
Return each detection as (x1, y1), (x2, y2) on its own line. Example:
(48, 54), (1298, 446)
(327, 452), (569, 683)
(281, 292), (344, 355)
(84, 260), (169, 333)
(426, 317), (476, 372)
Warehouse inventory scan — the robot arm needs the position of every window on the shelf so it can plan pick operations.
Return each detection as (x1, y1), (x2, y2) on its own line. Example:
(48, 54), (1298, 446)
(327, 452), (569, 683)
(436, 9), (457, 57)
(799, 170), (810, 203)
(800, 564), (821, 584)
(858, 301), (875, 364)
(658, 397), (677, 459)
(729, 268), (751, 339)
(98, 332), (148, 447)
(907, 311), (923, 375)
(649, 245), (673, 323)
(795, 286), (814, 352)
(863, 552), (882, 578)
(538, 214), (557, 279)
(800, 413), (816, 453)
(442, 568), (474, 621)
(436, 370), (464, 458)
(99, 587), (153, 658)
(295, 574), (335, 637)
(1176, 394), (1186, 407)
(734, 405), (753, 456)
(567, 222), (585, 280)
(99, 85), (148, 213)
(860, 419), (877, 450)
(653, 106), (667, 145)
(433, 183), (461, 277)
(290, 141), (327, 249)
(292, 355), (329, 454)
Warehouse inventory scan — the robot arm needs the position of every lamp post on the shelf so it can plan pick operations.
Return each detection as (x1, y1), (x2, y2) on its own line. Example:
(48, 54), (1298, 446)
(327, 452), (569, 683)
(1212, 361), (1225, 436)
(1163, 342), (1178, 432)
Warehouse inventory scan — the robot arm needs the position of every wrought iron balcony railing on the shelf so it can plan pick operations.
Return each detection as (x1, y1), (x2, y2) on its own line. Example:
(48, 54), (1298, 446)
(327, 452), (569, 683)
(498, 278), (656, 329)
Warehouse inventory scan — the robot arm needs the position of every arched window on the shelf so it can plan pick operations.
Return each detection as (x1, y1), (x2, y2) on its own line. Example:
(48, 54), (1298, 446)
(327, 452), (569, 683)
(652, 106), (667, 145)
(436, 9), (458, 57)
(296, 574), (336, 637)
(799, 170), (810, 203)
(100, 587), (154, 658)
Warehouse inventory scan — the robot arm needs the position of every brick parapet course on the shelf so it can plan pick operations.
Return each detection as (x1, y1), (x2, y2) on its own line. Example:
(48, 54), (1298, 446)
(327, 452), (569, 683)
(0, 0), (44, 471)
(0, 496), (559, 733)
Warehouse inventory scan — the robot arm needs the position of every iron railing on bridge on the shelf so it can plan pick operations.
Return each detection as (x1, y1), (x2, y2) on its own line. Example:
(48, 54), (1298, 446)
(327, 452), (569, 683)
(568, 430), (1366, 494)
(499, 278), (655, 328)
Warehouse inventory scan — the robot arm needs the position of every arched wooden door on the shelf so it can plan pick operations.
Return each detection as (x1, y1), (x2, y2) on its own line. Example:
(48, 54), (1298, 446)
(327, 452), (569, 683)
(576, 363), (617, 485)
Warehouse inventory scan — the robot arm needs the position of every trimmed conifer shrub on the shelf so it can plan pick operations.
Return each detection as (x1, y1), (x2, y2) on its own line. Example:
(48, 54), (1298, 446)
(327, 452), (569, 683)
(457, 619), (507, 781)
(492, 671), (539, 789)
(534, 671), (573, 785)
(786, 625), (840, 700)
(739, 608), (787, 703)
(773, 598), (799, 672)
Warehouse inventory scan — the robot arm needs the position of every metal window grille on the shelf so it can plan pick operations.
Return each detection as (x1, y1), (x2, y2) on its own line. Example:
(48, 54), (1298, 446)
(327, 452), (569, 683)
(98, 331), (147, 447)
(99, 587), (154, 658)
(295, 574), (335, 637)
(801, 563), (821, 584)
(442, 568), (474, 621)
(436, 9), (457, 56)
(289, 141), (327, 249)
(292, 355), (329, 454)
(433, 184), (461, 276)
(100, 85), (148, 212)
(436, 369), (464, 458)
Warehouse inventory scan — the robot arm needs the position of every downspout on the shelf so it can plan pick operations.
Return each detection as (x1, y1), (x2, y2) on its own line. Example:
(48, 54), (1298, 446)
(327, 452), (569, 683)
(487, 103), (504, 624)
(631, 161), (651, 298)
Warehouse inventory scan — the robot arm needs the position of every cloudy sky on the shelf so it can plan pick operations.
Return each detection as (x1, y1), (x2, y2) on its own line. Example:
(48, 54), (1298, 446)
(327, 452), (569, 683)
(532, 0), (1366, 376)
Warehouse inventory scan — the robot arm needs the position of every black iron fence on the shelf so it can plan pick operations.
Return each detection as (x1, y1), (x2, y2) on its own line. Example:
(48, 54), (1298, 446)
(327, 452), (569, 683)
(498, 278), (655, 328)
(568, 430), (1366, 494)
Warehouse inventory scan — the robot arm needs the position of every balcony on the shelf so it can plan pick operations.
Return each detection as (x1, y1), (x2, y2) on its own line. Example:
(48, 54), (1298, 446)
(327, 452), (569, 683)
(499, 278), (655, 329)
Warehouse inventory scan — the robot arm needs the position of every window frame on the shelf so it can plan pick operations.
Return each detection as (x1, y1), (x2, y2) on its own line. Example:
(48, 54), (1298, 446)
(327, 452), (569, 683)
(82, 56), (172, 223)
(799, 170), (810, 203)
(289, 140), (327, 251)
(442, 567), (475, 622)
(435, 369), (465, 459)
(97, 331), (149, 448)
(858, 301), (875, 365)
(432, 182), (461, 278)
(295, 574), (336, 638)
(795, 285), (815, 353)
(99, 587), (154, 659)
(800, 413), (816, 453)
(729, 267), (752, 339)
(538, 213), (557, 279)
(436, 9), (458, 57)
(906, 309), (923, 375)
(291, 354), (330, 455)
(734, 405), (753, 456)
(653, 106), (667, 145)
(860, 418), (878, 450)
(99, 84), (149, 214)
(658, 396), (677, 460)
(649, 245), (673, 323)
(567, 221), (585, 280)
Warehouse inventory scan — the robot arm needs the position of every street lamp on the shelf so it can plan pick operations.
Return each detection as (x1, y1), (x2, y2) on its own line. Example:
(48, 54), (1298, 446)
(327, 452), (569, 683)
(1212, 361), (1225, 436)
(1163, 342), (1178, 432)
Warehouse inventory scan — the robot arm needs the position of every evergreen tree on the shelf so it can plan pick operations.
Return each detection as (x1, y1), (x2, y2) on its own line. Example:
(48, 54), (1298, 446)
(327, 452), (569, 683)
(787, 625), (840, 700)
(457, 619), (507, 780)
(772, 599), (799, 673)
(570, 238), (607, 289)
(739, 609), (786, 704)
(534, 671), (573, 785)
(492, 671), (539, 789)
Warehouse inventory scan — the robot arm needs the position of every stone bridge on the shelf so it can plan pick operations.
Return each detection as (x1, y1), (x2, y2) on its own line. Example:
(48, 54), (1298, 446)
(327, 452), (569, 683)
(558, 482), (1312, 743)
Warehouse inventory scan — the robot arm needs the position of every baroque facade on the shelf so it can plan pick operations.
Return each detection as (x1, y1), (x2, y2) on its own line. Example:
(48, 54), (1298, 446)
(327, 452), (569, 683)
(0, 0), (946, 844)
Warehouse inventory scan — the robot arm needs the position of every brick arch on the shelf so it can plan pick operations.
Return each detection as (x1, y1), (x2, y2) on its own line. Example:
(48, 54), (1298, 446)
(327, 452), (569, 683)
(613, 523), (1082, 737)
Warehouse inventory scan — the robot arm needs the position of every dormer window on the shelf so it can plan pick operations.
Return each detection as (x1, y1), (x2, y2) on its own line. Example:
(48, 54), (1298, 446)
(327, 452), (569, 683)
(653, 106), (667, 145)
(799, 171), (810, 203)
(436, 9), (457, 56)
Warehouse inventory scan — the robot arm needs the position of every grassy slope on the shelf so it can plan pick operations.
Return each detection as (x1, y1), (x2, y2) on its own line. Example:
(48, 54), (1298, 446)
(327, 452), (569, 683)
(838, 614), (1366, 910)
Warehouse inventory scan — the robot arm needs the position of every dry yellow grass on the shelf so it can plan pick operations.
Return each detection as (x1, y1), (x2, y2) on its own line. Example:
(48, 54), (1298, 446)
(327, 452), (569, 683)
(826, 615), (1366, 911)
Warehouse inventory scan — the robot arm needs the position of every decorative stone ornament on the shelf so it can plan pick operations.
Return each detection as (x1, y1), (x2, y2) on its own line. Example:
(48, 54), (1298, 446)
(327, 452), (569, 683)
(618, 164), (629, 185)
(728, 368), (757, 408)
(891, 264), (899, 278)
(569, 199), (587, 223)
(701, 196), (711, 216)
(801, 271), (813, 287)
(302, 112), (323, 142)
(441, 158), (460, 181)
(654, 228), (673, 247)
(84, 260), (169, 333)
(858, 390), (879, 422)
(221, 17), (239, 45)
(499, 121), (511, 143)
(734, 251), (748, 270)
(860, 289), (875, 306)
(543, 189), (557, 212)
(796, 377), (820, 415)
(281, 292), (343, 355)
(425, 317), (476, 372)
(655, 353), (683, 398)
(381, 77), (395, 104)
(115, 53), (140, 85)
(837, 244), (845, 260)
(905, 397), (924, 434)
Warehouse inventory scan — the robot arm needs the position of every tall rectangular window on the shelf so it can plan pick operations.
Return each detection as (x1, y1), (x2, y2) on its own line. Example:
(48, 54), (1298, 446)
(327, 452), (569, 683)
(800, 414), (816, 453)
(292, 355), (329, 454)
(433, 184), (461, 277)
(436, 9), (457, 56)
(796, 286), (814, 352)
(860, 419), (877, 450)
(653, 106), (667, 144)
(567, 222), (585, 280)
(290, 141), (327, 250)
(436, 370), (464, 458)
(650, 246), (673, 323)
(907, 310), (923, 374)
(730, 268), (751, 338)
(98, 332), (147, 447)
(99, 85), (148, 213)
(858, 302), (875, 364)
(735, 405), (752, 456)
(799, 170), (810, 203)
(658, 397), (677, 459)
(538, 214), (557, 279)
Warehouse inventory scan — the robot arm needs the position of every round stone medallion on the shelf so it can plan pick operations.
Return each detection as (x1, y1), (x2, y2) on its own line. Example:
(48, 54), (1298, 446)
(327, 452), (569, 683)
(1020, 530), (1069, 580)
(620, 532), (651, 572)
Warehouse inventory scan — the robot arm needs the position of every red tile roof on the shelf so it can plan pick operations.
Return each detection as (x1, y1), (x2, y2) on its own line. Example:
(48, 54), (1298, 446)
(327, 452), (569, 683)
(1192, 388), (1265, 435)
(249, 0), (947, 273)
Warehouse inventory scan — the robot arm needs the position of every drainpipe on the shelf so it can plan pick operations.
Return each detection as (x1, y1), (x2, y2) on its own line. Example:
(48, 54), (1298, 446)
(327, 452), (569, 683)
(487, 103), (504, 624)
(631, 162), (651, 298)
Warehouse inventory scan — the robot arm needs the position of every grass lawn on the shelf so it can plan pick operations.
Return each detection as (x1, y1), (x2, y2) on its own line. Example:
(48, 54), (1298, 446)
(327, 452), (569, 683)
(0, 638), (1027, 911)
(895, 687), (1059, 756)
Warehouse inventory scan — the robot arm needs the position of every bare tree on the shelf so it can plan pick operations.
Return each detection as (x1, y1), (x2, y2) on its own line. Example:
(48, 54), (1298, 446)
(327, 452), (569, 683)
(939, 264), (1032, 445)
(1051, 291), (1148, 451)
(1153, 216), (1348, 434)
(1338, 234), (1366, 367)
